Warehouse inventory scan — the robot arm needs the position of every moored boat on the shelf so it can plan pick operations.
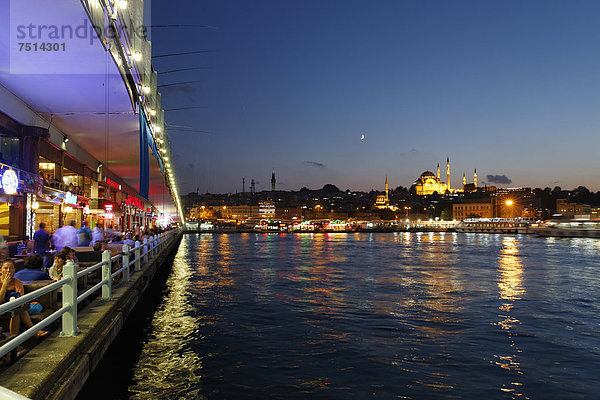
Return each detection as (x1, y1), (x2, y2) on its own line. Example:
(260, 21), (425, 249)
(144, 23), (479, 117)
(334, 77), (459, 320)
(455, 217), (535, 234)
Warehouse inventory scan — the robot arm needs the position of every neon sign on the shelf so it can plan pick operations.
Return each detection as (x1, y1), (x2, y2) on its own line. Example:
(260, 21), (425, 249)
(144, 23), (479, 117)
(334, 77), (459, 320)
(0, 169), (19, 195)
(104, 177), (121, 191)
(125, 194), (143, 209)
(103, 204), (114, 220)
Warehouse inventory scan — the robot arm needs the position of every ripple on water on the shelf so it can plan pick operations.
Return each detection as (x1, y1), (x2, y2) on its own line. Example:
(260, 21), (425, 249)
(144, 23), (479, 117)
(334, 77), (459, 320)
(126, 233), (600, 399)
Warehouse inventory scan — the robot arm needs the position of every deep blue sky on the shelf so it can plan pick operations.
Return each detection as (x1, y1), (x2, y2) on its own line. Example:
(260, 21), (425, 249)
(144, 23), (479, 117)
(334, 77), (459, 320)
(149, 0), (600, 194)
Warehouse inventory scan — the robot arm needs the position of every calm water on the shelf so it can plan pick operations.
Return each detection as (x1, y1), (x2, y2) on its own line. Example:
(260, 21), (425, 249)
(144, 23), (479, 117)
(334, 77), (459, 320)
(96, 233), (600, 399)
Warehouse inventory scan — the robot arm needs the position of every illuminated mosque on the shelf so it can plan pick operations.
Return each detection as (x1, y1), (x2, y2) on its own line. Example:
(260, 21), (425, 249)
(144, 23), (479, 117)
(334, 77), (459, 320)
(413, 158), (478, 195)
(375, 176), (398, 210)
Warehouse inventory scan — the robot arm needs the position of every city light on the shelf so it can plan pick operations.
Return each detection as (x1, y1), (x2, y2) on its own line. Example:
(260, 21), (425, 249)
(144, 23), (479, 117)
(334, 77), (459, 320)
(132, 51), (142, 62)
(117, 0), (128, 10)
(506, 200), (514, 206)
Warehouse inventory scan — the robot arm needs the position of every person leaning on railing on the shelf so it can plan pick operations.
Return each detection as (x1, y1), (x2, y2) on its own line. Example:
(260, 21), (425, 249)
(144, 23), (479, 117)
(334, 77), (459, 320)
(0, 260), (48, 337)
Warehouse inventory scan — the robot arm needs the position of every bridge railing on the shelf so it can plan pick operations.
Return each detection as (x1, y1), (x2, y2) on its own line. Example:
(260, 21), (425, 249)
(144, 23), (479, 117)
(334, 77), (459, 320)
(0, 229), (180, 359)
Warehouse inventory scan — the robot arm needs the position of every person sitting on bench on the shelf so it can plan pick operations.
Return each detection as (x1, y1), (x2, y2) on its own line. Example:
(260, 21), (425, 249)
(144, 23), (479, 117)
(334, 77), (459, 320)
(0, 260), (48, 337)
(14, 255), (51, 281)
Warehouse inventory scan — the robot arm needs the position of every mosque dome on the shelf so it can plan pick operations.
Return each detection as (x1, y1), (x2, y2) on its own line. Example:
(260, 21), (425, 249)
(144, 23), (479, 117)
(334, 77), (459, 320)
(420, 171), (436, 178)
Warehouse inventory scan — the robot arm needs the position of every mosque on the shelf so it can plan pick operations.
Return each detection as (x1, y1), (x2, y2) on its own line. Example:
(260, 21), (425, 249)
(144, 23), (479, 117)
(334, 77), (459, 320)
(413, 158), (478, 195)
(375, 176), (398, 210)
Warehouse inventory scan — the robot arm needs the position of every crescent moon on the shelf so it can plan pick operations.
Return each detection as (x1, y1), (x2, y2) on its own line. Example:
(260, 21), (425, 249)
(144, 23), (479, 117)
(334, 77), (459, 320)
(361, 134), (365, 140)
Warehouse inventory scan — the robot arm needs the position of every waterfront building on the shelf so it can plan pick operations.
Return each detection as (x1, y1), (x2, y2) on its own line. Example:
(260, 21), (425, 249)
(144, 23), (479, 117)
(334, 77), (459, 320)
(556, 199), (591, 215)
(221, 205), (260, 220)
(259, 202), (276, 220)
(275, 206), (303, 222)
(453, 201), (493, 220)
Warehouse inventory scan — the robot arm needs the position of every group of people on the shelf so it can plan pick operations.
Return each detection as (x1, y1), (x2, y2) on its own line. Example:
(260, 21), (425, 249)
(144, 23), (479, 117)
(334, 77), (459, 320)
(38, 220), (102, 253)
(0, 221), (173, 360)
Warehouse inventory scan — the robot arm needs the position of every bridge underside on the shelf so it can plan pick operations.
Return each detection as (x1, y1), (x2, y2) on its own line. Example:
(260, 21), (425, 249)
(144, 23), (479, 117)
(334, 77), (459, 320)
(0, 0), (178, 219)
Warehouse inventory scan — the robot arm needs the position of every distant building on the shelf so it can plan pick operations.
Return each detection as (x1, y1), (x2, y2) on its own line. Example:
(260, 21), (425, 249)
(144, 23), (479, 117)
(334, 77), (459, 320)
(271, 170), (276, 191)
(222, 205), (259, 220)
(375, 176), (398, 210)
(556, 199), (591, 215)
(413, 158), (473, 195)
(453, 201), (493, 220)
(259, 201), (276, 220)
(275, 206), (302, 222)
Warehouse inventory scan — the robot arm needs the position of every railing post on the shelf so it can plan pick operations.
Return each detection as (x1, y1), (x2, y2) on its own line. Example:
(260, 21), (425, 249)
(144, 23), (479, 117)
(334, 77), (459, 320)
(60, 260), (79, 337)
(122, 244), (130, 282)
(153, 235), (158, 256)
(149, 236), (154, 258)
(143, 238), (148, 264)
(134, 240), (141, 271)
(102, 250), (112, 301)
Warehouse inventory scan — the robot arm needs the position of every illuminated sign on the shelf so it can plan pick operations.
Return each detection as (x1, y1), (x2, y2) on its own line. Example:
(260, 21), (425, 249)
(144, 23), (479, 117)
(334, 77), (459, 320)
(125, 194), (144, 209)
(0, 169), (19, 195)
(103, 204), (114, 220)
(104, 177), (121, 191)
(65, 192), (78, 205)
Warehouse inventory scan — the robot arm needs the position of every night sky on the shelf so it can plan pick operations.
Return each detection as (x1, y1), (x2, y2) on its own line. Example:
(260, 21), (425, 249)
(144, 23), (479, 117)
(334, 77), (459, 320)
(148, 1), (600, 194)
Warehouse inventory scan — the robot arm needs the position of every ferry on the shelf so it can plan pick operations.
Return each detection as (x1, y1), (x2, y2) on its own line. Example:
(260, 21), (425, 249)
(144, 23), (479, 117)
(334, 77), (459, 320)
(455, 217), (535, 234)
(531, 215), (600, 238)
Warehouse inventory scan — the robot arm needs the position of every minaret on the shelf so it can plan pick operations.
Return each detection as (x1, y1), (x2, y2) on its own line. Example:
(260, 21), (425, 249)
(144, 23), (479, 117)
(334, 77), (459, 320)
(271, 170), (276, 191)
(474, 168), (477, 188)
(463, 172), (466, 187)
(385, 176), (389, 202)
(436, 163), (440, 179)
(446, 157), (450, 192)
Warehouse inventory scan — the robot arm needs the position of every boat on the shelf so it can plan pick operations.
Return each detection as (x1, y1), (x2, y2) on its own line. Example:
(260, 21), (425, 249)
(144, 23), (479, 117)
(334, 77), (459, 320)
(455, 217), (535, 234)
(531, 215), (600, 238)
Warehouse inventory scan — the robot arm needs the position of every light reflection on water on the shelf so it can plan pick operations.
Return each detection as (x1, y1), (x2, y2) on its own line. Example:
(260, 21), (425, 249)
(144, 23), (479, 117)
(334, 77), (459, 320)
(128, 233), (600, 399)
(128, 239), (204, 400)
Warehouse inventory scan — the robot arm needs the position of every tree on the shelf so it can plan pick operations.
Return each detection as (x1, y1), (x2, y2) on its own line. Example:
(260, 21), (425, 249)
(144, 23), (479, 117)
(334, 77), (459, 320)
(379, 208), (396, 220)
(440, 208), (452, 221)
(322, 184), (340, 193)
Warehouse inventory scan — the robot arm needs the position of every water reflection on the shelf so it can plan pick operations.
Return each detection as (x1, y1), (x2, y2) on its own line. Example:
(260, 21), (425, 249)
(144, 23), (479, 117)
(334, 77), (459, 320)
(122, 233), (600, 399)
(128, 240), (204, 400)
(495, 236), (525, 397)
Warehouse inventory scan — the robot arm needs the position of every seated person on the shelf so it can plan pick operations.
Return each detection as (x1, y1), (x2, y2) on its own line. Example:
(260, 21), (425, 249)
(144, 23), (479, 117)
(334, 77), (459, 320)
(60, 247), (79, 268)
(14, 255), (51, 281)
(0, 260), (48, 337)
(111, 236), (124, 245)
(49, 253), (66, 281)
(16, 241), (27, 255)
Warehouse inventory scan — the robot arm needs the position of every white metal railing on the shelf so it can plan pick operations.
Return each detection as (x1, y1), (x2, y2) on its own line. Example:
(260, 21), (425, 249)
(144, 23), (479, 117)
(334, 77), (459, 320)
(0, 229), (180, 359)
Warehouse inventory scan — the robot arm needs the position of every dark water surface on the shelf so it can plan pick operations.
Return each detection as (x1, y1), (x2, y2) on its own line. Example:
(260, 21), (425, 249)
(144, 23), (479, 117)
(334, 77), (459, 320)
(84, 233), (600, 399)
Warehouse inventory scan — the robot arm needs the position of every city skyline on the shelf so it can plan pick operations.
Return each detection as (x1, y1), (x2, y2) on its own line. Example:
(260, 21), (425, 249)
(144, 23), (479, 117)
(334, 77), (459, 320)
(150, 1), (600, 194)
